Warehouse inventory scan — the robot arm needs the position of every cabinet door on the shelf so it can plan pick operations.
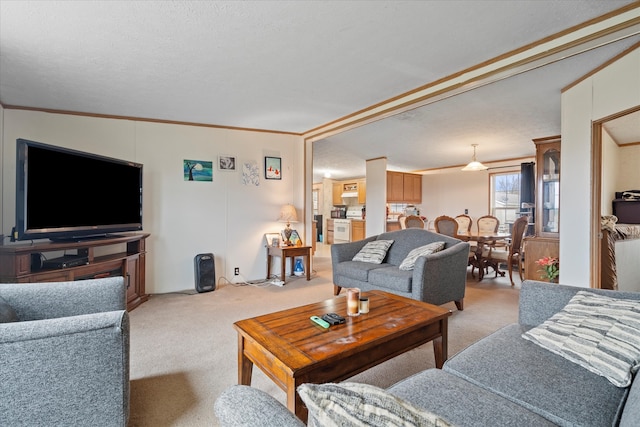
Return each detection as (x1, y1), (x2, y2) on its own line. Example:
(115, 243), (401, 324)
(332, 182), (343, 205)
(404, 174), (422, 203)
(352, 221), (365, 241)
(386, 172), (404, 202)
(533, 137), (560, 238)
(357, 180), (366, 204)
(523, 237), (559, 281)
(124, 257), (139, 303)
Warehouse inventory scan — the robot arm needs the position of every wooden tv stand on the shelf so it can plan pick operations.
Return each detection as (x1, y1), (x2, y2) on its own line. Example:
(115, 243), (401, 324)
(0, 233), (150, 311)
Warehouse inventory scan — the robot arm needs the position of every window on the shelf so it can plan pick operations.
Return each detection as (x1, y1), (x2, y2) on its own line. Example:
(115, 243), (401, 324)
(490, 172), (521, 233)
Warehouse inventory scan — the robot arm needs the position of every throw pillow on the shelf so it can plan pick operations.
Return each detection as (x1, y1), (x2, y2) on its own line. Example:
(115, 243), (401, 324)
(352, 240), (393, 264)
(298, 382), (452, 427)
(522, 290), (640, 387)
(398, 241), (446, 270)
(0, 296), (19, 323)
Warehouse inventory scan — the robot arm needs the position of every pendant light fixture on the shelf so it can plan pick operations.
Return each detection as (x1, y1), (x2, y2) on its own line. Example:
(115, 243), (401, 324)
(462, 144), (488, 171)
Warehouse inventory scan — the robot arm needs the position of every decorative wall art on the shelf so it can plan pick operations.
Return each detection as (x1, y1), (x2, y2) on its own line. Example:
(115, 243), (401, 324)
(218, 155), (236, 171)
(242, 161), (260, 186)
(183, 159), (213, 182)
(264, 156), (282, 180)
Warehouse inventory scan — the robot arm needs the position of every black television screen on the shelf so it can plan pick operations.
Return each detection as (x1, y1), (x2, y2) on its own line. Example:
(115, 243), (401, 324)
(15, 138), (143, 241)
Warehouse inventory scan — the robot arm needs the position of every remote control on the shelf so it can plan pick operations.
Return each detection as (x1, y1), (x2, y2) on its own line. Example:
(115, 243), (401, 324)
(310, 315), (330, 329)
(322, 313), (345, 325)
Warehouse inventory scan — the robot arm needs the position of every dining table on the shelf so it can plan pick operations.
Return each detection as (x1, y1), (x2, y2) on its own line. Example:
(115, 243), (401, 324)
(456, 231), (511, 281)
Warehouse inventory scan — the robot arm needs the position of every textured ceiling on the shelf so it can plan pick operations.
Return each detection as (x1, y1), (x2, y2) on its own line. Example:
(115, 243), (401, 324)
(1, 1), (638, 182)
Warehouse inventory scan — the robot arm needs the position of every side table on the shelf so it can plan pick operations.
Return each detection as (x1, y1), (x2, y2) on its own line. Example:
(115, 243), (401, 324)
(267, 245), (311, 283)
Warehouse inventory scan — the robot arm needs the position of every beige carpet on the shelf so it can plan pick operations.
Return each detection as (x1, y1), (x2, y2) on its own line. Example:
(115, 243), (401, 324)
(128, 254), (521, 426)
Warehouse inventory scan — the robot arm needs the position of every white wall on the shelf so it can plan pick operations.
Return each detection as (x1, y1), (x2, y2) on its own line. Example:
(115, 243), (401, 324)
(561, 47), (640, 287)
(1, 109), (304, 293)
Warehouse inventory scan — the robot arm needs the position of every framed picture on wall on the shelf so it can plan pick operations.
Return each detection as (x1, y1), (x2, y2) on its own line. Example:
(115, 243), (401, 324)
(264, 156), (282, 180)
(218, 155), (236, 171)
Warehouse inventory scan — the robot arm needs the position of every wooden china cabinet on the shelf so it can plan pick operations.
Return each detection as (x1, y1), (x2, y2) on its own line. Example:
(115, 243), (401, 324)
(523, 136), (560, 282)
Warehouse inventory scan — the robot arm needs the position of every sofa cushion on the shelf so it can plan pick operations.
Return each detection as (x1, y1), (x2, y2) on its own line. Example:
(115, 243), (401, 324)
(0, 296), (18, 323)
(444, 324), (628, 427)
(398, 242), (445, 270)
(388, 369), (557, 427)
(368, 266), (413, 293)
(352, 240), (394, 264)
(522, 290), (640, 387)
(297, 382), (452, 427)
(335, 261), (390, 282)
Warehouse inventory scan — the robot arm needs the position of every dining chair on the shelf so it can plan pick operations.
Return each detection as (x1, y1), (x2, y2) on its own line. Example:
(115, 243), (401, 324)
(486, 216), (529, 286)
(436, 215), (477, 275)
(455, 214), (473, 235)
(404, 215), (425, 229)
(398, 214), (407, 229)
(477, 215), (499, 234)
(434, 215), (458, 237)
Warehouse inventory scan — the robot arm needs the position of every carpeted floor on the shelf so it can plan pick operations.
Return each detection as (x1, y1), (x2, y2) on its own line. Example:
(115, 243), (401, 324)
(127, 252), (521, 426)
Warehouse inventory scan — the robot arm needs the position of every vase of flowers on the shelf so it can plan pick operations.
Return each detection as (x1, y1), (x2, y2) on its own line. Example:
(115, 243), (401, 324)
(535, 257), (559, 282)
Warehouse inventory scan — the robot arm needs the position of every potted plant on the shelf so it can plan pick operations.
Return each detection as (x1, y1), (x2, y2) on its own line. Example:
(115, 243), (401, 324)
(535, 257), (559, 283)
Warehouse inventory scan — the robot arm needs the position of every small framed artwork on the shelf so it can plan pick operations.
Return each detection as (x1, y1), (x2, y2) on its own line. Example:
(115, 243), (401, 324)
(218, 155), (236, 171)
(264, 156), (282, 180)
(289, 230), (302, 246)
(265, 233), (281, 247)
(184, 159), (213, 182)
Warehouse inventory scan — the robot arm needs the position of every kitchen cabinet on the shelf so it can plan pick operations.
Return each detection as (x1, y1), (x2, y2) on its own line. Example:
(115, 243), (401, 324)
(351, 220), (365, 242)
(357, 179), (366, 204)
(326, 219), (334, 245)
(386, 171), (422, 203)
(387, 171), (404, 202)
(404, 173), (422, 203)
(332, 182), (343, 205)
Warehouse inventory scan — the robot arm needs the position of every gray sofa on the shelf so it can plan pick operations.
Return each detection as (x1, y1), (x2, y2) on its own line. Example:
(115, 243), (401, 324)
(214, 280), (640, 426)
(331, 228), (470, 310)
(0, 277), (130, 427)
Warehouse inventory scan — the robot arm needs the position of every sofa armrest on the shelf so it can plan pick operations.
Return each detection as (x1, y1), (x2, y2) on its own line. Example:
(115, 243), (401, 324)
(412, 241), (469, 305)
(519, 280), (640, 328)
(0, 276), (126, 320)
(0, 310), (130, 426)
(215, 385), (305, 427)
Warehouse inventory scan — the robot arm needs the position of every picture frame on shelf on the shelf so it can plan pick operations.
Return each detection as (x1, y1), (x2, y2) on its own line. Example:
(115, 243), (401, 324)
(265, 233), (281, 247)
(218, 155), (236, 171)
(264, 156), (282, 180)
(289, 230), (302, 246)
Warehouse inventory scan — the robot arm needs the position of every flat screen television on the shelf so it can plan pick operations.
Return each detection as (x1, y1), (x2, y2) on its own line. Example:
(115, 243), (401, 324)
(15, 138), (143, 241)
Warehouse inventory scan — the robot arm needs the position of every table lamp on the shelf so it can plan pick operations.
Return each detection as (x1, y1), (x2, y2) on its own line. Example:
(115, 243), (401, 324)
(278, 204), (298, 246)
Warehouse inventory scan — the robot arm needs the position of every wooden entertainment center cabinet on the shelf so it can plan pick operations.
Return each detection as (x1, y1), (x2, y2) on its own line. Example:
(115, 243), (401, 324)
(0, 233), (149, 311)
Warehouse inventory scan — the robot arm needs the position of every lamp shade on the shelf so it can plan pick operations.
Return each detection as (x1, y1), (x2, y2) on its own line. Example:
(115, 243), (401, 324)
(278, 204), (298, 223)
(462, 144), (488, 171)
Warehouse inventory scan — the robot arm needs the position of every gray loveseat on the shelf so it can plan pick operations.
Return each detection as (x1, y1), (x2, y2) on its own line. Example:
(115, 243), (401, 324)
(331, 228), (470, 310)
(0, 277), (130, 426)
(214, 280), (640, 426)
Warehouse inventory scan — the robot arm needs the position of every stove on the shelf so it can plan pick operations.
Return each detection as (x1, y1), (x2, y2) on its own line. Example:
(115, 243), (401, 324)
(346, 207), (363, 219)
(333, 219), (351, 243)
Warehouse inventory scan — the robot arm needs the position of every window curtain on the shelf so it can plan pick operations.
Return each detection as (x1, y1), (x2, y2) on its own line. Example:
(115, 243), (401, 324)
(520, 162), (535, 222)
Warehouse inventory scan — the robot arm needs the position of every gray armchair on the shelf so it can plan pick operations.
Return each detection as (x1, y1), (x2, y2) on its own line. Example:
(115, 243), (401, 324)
(0, 277), (129, 426)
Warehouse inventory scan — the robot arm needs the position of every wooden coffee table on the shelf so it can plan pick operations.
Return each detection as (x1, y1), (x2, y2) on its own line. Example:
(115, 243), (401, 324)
(233, 290), (451, 422)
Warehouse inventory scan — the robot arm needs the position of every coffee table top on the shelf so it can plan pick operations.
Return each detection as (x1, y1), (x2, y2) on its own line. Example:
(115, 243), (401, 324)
(234, 290), (451, 374)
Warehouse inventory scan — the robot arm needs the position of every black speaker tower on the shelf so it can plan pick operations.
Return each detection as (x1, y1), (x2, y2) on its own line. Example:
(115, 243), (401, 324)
(194, 253), (216, 293)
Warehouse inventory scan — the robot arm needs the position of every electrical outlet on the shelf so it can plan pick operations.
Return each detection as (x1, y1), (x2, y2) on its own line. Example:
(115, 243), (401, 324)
(234, 267), (239, 276)
(464, 209), (468, 214)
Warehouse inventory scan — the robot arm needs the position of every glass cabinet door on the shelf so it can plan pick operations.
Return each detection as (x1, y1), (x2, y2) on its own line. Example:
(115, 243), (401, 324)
(541, 147), (560, 235)
(533, 136), (561, 238)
